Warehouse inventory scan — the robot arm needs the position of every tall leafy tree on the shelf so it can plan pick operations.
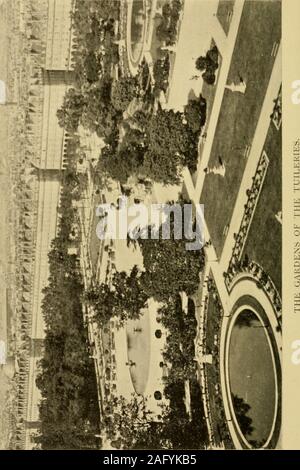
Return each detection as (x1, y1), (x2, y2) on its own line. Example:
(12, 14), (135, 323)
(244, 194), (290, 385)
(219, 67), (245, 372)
(57, 88), (87, 132)
(86, 266), (148, 325)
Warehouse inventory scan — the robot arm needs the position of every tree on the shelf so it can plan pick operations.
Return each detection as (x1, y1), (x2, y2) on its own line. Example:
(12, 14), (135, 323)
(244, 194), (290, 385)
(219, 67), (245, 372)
(162, 378), (208, 449)
(34, 141), (101, 450)
(85, 282), (118, 325)
(86, 266), (148, 325)
(111, 77), (139, 112)
(57, 88), (87, 132)
(195, 46), (219, 72)
(84, 52), (100, 83)
(142, 108), (193, 184)
(138, 209), (205, 302)
(153, 55), (170, 93)
(112, 266), (148, 319)
(80, 77), (122, 138)
(158, 296), (197, 383)
(184, 94), (207, 134)
(232, 394), (254, 438)
(195, 56), (207, 71)
(100, 129), (145, 184)
(202, 70), (216, 85)
(156, 0), (183, 45)
(195, 45), (219, 85)
(104, 396), (165, 449)
(100, 107), (199, 185)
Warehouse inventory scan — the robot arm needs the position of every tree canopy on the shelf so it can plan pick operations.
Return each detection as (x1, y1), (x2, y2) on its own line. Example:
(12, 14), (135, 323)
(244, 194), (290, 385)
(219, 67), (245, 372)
(137, 206), (205, 303)
(100, 106), (202, 185)
(86, 265), (148, 326)
(35, 140), (100, 450)
(195, 45), (219, 85)
(111, 77), (139, 112)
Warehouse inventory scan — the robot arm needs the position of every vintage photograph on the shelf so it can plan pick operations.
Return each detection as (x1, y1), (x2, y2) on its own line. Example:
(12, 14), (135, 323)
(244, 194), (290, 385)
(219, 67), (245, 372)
(0, 0), (282, 451)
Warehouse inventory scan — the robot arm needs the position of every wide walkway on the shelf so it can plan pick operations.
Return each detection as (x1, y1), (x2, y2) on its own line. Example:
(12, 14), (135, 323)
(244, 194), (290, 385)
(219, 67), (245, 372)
(167, 0), (234, 111)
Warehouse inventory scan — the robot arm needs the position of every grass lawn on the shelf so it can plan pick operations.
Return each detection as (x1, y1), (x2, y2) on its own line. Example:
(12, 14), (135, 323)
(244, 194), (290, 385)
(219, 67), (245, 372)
(201, 0), (281, 257)
(216, 0), (235, 35)
(243, 121), (282, 293)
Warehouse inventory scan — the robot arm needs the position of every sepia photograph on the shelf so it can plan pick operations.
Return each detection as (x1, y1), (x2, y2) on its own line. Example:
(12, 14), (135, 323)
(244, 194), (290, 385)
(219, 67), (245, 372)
(0, 0), (285, 453)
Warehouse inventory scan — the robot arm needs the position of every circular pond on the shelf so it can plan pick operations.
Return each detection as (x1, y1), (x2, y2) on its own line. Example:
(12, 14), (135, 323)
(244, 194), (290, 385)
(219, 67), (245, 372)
(127, 0), (147, 69)
(227, 309), (278, 448)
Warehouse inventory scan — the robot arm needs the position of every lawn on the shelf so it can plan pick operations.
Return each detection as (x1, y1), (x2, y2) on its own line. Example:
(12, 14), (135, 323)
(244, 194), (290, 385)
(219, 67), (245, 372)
(216, 0), (235, 35)
(243, 121), (282, 293)
(200, 0), (281, 257)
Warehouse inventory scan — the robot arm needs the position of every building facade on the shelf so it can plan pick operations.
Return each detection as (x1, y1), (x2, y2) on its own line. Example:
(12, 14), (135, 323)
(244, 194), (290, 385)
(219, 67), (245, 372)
(13, 0), (74, 449)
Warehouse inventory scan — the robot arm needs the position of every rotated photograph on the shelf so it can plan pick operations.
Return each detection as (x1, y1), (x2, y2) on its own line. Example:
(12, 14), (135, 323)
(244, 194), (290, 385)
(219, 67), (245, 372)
(0, 0), (282, 451)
